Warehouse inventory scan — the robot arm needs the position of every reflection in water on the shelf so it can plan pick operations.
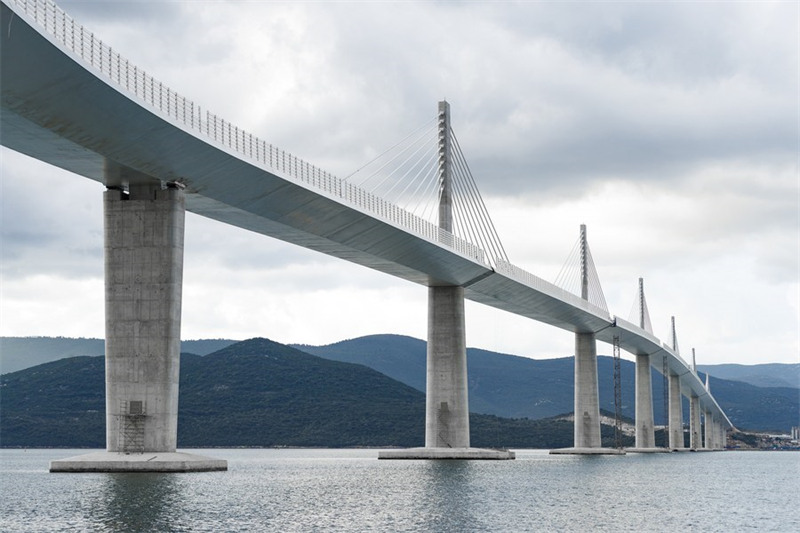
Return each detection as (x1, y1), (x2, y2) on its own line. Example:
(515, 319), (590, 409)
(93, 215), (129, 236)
(416, 460), (480, 531)
(89, 473), (181, 532)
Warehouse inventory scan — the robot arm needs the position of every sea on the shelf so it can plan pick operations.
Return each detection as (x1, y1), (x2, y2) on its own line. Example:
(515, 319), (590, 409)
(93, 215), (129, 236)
(1, 448), (797, 532)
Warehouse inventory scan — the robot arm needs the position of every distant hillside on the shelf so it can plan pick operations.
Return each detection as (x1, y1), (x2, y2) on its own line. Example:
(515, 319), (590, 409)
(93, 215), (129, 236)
(0, 337), (237, 374)
(698, 363), (800, 389)
(3, 335), (796, 434)
(0, 338), (628, 449)
(297, 335), (654, 422)
(298, 334), (799, 432)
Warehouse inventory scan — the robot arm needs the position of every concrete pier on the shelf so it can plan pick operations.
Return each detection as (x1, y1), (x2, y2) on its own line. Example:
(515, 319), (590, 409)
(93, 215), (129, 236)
(689, 394), (701, 450)
(634, 353), (656, 449)
(425, 285), (470, 448)
(704, 410), (714, 449)
(574, 332), (602, 448)
(50, 182), (226, 472)
(668, 371), (684, 450)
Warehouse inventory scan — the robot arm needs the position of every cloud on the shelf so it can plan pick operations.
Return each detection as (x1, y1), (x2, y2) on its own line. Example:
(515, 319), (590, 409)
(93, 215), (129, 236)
(1, 0), (797, 364)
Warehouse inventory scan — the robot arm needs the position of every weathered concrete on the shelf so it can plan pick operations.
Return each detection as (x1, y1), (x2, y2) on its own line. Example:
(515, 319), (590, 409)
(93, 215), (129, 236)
(635, 353), (656, 449)
(379, 447), (515, 460)
(668, 371), (684, 450)
(49, 182), (226, 472)
(689, 394), (702, 450)
(105, 183), (184, 453)
(625, 447), (670, 454)
(573, 332), (602, 448)
(50, 451), (227, 472)
(425, 285), (470, 449)
(550, 447), (625, 455)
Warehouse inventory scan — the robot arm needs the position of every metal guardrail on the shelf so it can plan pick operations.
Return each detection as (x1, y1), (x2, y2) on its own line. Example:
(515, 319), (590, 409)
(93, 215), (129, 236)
(11, 0), (486, 266)
(495, 259), (613, 321)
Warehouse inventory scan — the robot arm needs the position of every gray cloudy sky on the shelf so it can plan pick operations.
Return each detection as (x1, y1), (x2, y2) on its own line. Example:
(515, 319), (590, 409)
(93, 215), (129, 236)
(1, 1), (797, 365)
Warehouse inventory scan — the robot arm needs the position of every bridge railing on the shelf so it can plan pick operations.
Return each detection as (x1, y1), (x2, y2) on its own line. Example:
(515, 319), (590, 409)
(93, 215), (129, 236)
(12, 0), (487, 267)
(495, 260), (612, 321)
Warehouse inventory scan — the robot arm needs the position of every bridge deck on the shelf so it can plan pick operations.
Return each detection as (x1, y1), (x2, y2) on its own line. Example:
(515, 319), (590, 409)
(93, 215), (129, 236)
(0, 0), (731, 427)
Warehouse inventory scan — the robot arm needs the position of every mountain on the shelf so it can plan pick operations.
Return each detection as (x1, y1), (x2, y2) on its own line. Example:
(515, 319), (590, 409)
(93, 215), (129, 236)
(0, 337), (238, 374)
(698, 363), (800, 389)
(298, 334), (799, 432)
(1, 338), (625, 449)
(4, 335), (796, 434)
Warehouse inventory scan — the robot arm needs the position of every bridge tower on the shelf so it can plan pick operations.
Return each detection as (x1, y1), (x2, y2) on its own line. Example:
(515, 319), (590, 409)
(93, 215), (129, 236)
(424, 100), (470, 450)
(573, 225), (603, 449)
(633, 278), (658, 451)
(667, 316), (685, 450)
(381, 102), (513, 459)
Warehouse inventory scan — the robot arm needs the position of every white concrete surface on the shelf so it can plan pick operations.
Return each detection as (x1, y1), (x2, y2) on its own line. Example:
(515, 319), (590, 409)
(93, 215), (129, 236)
(379, 448), (515, 460)
(104, 183), (184, 453)
(50, 451), (227, 472)
(574, 332), (601, 448)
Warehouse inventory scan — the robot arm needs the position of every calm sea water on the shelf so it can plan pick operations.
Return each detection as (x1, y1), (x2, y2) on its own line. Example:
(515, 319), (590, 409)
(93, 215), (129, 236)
(1, 448), (797, 532)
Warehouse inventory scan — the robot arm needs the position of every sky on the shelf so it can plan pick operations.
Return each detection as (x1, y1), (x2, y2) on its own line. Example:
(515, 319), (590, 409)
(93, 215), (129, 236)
(1, 0), (798, 365)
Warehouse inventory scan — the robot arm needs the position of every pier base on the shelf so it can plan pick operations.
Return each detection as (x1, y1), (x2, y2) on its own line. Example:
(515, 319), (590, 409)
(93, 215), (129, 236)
(549, 447), (625, 455)
(50, 451), (227, 472)
(625, 447), (670, 454)
(379, 447), (515, 460)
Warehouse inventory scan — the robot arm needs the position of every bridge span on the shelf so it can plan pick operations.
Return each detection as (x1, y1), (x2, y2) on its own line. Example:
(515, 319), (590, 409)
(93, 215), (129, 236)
(1, 0), (732, 470)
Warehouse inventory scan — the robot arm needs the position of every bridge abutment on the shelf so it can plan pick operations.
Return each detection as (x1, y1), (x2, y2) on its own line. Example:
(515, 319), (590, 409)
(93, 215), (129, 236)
(50, 182), (225, 472)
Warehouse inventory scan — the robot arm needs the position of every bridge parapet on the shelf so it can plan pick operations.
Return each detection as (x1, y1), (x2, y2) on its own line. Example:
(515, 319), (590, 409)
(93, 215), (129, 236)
(495, 259), (612, 322)
(9, 0), (487, 268)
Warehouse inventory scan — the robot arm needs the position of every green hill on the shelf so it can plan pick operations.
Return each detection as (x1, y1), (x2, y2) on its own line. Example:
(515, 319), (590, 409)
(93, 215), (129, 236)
(298, 334), (799, 432)
(1, 338), (627, 448)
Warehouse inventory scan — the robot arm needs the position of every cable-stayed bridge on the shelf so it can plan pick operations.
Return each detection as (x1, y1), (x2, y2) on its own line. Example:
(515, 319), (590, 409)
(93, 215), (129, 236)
(1, 0), (732, 470)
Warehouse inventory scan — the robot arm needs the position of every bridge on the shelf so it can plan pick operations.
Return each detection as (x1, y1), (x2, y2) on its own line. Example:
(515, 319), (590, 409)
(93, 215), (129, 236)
(1, 0), (733, 471)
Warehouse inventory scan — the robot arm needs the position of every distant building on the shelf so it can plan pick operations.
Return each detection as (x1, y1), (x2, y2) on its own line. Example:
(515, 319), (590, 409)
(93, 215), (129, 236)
(792, 426), (800, 440)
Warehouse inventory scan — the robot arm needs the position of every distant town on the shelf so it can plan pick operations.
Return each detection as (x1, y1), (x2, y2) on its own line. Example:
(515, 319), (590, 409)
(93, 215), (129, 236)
(728, 427), (800, 451)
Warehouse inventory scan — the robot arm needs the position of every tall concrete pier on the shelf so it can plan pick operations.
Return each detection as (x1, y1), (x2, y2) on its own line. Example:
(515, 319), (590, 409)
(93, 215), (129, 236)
(667, 371), (684, 449)
(689, 349), (702, 449)
(51, 180), (226, 472)
(104, 183), (184, 453)
(425, 285), (469, 448)
(574, 331), (602, 448)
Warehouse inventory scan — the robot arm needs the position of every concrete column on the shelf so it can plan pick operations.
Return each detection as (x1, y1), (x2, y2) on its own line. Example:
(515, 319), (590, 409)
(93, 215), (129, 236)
(104, 183), (184, 453)
(704, 411), (713, 449)
(425, 285), (469, 448)
(574, 332), (602, 448)
(668, 372), (683, 449)
(689, 395), (701, 450)
(635, 354), (656, 448)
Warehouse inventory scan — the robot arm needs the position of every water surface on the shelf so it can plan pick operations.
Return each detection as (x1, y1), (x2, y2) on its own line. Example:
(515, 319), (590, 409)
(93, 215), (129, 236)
(1, 449), (796, 532)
